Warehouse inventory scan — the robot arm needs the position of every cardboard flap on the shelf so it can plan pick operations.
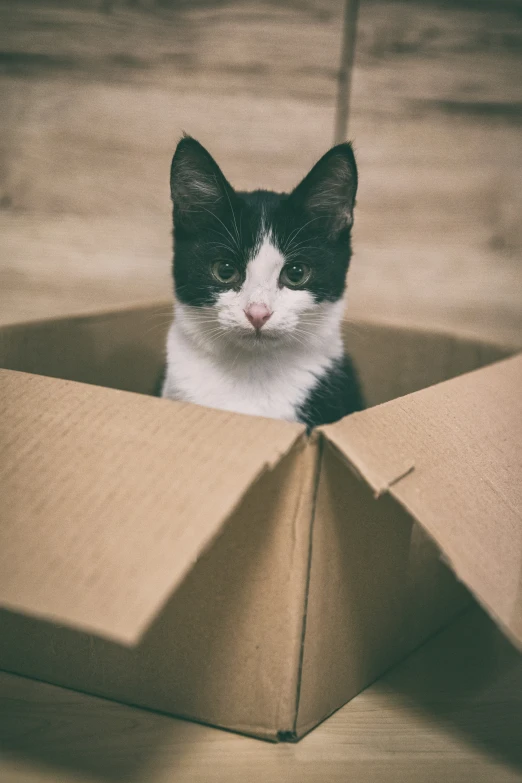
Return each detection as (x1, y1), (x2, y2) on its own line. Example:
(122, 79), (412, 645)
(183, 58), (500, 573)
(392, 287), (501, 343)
(0, 370), (304, 644)
(322, 354), (522, 649)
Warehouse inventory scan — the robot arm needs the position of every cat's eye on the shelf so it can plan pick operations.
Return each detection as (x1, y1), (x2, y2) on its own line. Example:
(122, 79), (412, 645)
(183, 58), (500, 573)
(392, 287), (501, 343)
(280, 263), (311, 289)
(212, 261), (240, 285)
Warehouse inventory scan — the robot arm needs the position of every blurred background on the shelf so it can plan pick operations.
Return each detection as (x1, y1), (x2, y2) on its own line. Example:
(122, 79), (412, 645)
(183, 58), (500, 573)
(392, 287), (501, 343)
(1, 0), (521, 343)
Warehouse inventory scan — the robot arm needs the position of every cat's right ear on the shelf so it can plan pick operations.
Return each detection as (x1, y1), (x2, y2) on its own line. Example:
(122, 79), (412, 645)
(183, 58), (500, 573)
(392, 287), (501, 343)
(288, 142), (358, 239)
(170, 135), (236, 231)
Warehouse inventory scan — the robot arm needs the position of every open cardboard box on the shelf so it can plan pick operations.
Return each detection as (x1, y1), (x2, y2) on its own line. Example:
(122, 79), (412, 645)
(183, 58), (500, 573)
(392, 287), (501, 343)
(0, 301), (521, 742)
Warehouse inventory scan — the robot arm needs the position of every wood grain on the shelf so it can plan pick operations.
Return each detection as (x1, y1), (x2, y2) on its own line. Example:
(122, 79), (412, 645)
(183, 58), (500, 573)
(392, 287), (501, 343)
(1, 1), (521, 343)
(1, 607), (521, 783)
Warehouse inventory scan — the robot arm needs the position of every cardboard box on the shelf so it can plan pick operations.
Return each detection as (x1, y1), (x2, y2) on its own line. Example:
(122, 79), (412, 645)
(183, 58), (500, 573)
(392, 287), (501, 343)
(0, 302), (520, 741)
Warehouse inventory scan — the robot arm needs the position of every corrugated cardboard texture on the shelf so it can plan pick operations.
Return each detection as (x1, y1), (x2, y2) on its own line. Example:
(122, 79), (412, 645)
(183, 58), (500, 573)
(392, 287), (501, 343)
(0, 301), (511, 404)
(0, 440), (319, 740)
(295, 443), (469, 736)
(0, 369), (304, 644)
(0, 303), (519, 741)
(340, 318), (513, 408)
(0, 301), (170, 394)
(323, 354), (522, 648)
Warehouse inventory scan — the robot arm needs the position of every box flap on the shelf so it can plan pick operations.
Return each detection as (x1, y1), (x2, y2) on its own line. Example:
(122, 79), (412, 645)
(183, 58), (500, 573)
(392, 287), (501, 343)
(321, 354), (522, 649)
(0, 370), (304, 645)
(0, 300), (172, 395)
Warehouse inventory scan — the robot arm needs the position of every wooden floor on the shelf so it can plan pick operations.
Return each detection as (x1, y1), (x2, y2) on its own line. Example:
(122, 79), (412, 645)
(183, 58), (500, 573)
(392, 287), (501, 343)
(1, 607), (522, 783)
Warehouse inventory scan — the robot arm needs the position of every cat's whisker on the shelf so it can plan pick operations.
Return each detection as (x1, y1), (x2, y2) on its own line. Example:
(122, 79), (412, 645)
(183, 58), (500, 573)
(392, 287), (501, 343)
(294, 330), (319, 345)
(284, 235), (321, 252)
(165, 135), (362, 425)
(283, 247), (318, 262)
(143, 318), (174, 328)
(223, 183), (241, 248)
(309, 313), (332, 328)
(144, 306), (175, 317)
(288, 334), (309, 350)
(194, 331), (228, 351)
(282, 216), (323, 253)
(284, 241), (318, 254)
(200, 206), (240, 251)
(185, 312), (219, 320)
(196, 323), (226, 337)
(228, 344), (246, 375)
(143, 325), (174, 338)
(187, 319), (225, 331)
(144, 314), (175, 323)
(203, 240), (234, 251)
(144, 323), (175, 337)
(296, 319), (332, 329)
(271, 347), (286, 379)
(203, 238), (238, 256)
(341, 319), (371, 336)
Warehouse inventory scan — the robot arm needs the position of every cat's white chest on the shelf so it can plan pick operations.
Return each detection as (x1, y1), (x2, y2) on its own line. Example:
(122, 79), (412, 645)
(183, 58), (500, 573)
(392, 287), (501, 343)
(162, 322), (335, 422)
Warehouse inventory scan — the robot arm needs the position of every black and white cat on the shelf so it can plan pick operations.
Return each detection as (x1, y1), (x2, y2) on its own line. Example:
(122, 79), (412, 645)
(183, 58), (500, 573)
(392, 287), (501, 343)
(161, 135), (364, 428)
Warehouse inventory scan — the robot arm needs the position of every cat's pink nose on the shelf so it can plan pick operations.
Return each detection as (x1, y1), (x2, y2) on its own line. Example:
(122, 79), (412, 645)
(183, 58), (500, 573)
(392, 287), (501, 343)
(244, 303), (272, 330)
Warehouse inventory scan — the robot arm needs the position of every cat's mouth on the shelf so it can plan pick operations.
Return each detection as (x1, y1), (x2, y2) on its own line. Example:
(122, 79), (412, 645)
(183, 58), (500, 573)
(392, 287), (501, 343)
(229, 327), (284, 348)
(239, 327), (280, 340)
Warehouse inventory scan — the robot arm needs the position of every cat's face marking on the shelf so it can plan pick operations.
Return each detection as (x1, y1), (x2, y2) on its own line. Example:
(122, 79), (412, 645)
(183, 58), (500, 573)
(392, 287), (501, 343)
(215, 233), (316, 347)
(169, 136), (357, 356)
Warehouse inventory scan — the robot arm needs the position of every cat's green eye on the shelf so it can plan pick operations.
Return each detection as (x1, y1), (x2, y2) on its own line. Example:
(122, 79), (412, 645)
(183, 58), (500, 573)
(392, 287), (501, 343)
(280, 263), (311, 289)
(212, 261), (240, 285)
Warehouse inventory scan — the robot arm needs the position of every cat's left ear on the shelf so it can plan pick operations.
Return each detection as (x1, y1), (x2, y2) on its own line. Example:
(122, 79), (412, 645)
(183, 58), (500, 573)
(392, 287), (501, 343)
(288, 143), (357, 238)
(170, 135), (237, 231)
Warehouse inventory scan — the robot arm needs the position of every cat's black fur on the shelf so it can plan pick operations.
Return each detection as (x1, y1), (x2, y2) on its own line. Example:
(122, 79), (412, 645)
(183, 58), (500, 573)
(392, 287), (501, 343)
(163, 135), (365, 427)
(170, 137), (357, 308)
(297, 354), (364, 430)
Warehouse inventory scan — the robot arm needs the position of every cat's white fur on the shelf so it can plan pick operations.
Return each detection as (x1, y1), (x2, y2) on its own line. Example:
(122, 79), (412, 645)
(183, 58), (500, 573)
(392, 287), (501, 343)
(162, 234), (345, 421)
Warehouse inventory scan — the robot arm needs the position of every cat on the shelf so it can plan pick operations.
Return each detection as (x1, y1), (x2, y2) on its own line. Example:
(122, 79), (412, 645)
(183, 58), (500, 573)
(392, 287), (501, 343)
(161, 135), (364, 429)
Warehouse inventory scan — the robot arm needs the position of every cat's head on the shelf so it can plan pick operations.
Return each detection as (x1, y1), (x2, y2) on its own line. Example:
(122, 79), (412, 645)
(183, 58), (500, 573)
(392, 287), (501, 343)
(170, 135), (357, 354)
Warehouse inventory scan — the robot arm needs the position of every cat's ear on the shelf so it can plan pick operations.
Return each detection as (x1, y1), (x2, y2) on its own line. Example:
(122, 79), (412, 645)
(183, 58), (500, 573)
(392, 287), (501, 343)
(288, 143), (357, 237)
(170, 135), (236, 229)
